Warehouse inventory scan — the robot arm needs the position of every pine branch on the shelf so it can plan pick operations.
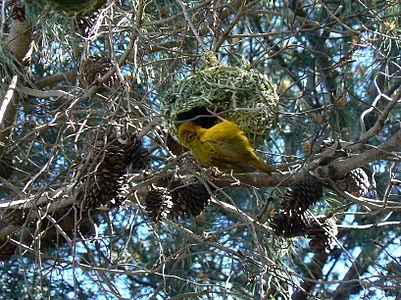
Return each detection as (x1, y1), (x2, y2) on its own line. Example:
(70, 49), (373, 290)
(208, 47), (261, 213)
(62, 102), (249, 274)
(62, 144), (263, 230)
(358, 85), (401, 144)
(316, 127), (401, 179)
(34, 70), (77, 89)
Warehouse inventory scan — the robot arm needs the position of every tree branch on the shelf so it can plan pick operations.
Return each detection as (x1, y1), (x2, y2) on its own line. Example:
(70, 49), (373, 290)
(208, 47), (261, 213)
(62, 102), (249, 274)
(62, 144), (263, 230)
(0, 75), (19, 155)
(34, 69), (77, 89)
(358, 84), (401, 144)
(316, 128), (401, 179)
(0, 4), (32, 156)
(16, 85), (77, 100)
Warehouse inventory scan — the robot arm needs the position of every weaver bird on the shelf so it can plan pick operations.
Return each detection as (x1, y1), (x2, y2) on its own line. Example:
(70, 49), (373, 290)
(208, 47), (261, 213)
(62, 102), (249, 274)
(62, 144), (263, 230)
(177, 120), (272, 174)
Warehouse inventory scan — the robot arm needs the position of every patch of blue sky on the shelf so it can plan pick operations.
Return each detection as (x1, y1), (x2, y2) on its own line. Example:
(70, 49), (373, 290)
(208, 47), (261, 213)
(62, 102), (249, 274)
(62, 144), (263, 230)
(266, 131), (285, 164)
(372, 160), (389, 174)
(379, 234), (401, 259)
(321, 245), (362, 285)
(352, 290), (395, 300)
(341, 204), (359, 225)
(302, 252), (314, 265)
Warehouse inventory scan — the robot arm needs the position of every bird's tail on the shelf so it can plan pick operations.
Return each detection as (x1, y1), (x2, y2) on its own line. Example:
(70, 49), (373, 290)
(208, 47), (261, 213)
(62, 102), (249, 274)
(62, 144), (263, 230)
(252, 159), (272, 174)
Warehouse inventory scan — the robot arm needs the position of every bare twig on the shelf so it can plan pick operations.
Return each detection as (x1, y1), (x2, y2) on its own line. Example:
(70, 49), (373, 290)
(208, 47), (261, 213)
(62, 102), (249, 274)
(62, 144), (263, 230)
(176, 0), (209, 52)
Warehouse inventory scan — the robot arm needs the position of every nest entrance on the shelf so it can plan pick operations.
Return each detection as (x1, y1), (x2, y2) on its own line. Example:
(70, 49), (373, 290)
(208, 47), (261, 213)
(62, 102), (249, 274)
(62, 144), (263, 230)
(176, 107), (218, 129)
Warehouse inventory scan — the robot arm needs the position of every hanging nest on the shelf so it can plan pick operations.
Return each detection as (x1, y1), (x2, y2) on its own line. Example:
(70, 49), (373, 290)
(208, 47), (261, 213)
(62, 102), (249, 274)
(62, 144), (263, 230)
(161, 65), (279, 146)
(24, 0), (106, 16)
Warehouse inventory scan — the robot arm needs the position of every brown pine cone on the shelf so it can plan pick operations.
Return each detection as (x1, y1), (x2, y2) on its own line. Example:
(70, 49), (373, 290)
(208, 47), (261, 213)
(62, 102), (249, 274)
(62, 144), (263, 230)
(77, 129), (132, 210)
(270, 212), (309, 238)
(145, 186), (174, 222)
(335, 168), (369, 197)
(78, 56), (117, 87)
(170, 181), (212, 218)
(0, 240), (16, 260)
(282, 175), (323, 215)
(307, 216), (338, 254)
(0, 153), (13, 180)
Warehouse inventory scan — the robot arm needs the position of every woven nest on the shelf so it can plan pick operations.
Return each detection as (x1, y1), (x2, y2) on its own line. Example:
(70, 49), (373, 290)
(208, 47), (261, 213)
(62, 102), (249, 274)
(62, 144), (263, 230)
(25, 0), (106, 16)
(161, 65), (279, 146)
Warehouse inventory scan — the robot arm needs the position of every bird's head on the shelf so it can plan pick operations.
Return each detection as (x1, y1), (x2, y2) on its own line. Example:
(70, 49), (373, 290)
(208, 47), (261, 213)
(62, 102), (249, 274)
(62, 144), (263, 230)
(177, 122), (202, 147)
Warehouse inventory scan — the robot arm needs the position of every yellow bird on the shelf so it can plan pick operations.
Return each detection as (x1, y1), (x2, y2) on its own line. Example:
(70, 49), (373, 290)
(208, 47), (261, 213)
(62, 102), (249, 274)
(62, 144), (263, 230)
(177, 120), (272, 174)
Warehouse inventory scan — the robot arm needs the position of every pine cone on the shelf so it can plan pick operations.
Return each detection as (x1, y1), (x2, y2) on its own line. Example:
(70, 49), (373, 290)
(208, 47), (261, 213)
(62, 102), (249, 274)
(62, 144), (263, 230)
(0, 153), (13, 180)
(77, 129), (132, 210)
(307, 216), (338, 254)
(170, 181), (212, 217)
(79, 56), (117, 88)
(335, 168), (369, 197)
(282, 175), (323, 215)
(76, 11), (100, 37)
(123, 134), (150, 170)
(145, 186), (173, 222)
(78, 171), (122, 210)
(0, 240), (16, 260)
(269, 212), (309, 238)
(1, 209), (26, 226)
(10, 0), (26, 22)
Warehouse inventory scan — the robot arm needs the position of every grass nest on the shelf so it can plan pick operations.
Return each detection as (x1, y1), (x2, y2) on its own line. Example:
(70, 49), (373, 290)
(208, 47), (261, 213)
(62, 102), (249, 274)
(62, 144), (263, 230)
(24, 0), (106, 16)
(161, 65), (279, 146)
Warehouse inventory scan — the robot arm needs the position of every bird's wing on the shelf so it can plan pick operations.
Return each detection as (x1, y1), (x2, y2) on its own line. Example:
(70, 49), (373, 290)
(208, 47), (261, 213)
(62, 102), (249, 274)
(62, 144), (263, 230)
(203, 137), (251, 158)
(199, 120), (256, 159)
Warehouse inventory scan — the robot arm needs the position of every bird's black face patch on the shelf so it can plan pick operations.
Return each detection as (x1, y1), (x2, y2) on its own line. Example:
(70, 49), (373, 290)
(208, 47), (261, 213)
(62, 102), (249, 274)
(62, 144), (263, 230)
(177, 107), (218, 129)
